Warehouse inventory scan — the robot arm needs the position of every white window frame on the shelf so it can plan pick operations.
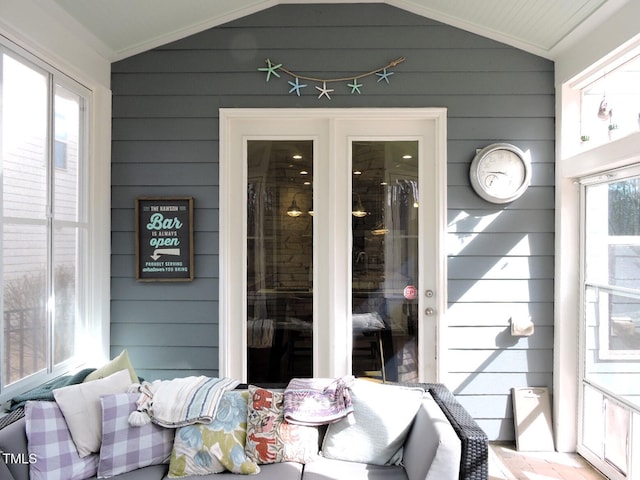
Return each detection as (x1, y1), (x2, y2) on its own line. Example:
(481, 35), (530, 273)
(556, 30), (640, 452)
(558, 35), (640, 477)
(0, 34), (110, 405)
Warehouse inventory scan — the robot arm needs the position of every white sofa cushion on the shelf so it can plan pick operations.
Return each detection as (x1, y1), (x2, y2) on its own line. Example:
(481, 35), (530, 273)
(403, 393), (461, 480)
(321, 379), (423, 465)
(303, 456), (408, 480)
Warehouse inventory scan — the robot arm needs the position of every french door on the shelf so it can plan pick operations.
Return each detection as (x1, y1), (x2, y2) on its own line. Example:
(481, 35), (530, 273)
(579, 166), (640, 479)
(219, 109), (446, 384)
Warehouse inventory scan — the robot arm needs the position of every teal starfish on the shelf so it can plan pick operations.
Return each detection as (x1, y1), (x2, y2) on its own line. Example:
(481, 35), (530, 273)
(258, 59), (282, 82)
(348, 79), (363, 94)
(288, 77), (307, 96)
(376, 68), (394, 84)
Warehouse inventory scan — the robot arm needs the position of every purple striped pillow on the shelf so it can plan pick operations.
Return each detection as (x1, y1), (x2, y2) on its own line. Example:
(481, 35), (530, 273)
(25, 401), (98, 480)
(98, 392), (174, 478)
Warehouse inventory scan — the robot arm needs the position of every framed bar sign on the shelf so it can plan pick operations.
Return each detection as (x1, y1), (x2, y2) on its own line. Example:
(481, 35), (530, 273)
(135, 196), (194, 281)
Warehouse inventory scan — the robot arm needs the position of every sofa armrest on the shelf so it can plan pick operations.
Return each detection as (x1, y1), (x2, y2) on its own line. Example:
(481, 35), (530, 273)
(0, 408), (28, 480)
(0, 457), (17, 480)
(402, 383), (488, 480)
(404, 392), (461, 480)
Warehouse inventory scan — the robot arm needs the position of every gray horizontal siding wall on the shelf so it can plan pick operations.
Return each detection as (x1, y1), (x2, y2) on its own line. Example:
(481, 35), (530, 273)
(110, 3), (555, 440)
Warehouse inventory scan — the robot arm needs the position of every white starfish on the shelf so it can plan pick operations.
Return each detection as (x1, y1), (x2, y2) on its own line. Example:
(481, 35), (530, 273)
(315, 81), (334, 100)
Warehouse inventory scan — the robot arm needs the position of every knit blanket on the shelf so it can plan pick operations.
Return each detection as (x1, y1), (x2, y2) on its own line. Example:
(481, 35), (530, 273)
(283, 376), (354, 426)
(8, 368), (96, 411)
(128, 376), (239, 428)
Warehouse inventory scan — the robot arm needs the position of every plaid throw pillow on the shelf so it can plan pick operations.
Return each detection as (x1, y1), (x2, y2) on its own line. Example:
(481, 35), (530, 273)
(98, 392), (174, 478)
(25, 401), (98, 480)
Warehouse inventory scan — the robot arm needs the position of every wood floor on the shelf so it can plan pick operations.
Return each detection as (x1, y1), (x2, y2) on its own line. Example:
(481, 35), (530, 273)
(489, 443), (607, 480)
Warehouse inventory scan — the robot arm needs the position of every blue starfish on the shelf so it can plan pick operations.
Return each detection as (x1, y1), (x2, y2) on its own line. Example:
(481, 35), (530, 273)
(288, 77), (307, 96)
(376, 68), (394, 84)
(348, 79), (363, 94)
(258, 59), (282, 82)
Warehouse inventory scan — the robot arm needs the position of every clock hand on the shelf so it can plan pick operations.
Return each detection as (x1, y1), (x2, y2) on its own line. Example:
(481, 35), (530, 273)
(487, 170), (507, 175)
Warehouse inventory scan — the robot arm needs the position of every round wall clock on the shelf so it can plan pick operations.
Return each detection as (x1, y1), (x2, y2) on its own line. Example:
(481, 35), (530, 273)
(469, 143), (531, 204)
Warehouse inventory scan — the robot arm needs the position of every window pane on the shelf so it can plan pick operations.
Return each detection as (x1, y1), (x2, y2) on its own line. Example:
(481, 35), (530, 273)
(1, 53), (49, 387)
(52, 85), (83, 365)
(584, 175), (640, 407)
(246, 140), (313, 384)
(586, 177), (640, 289)
(581, 54), (640, 146)
(351, 141), (419, 383)
(54, 85), (81, 222)
(2, 54), (48, 219)
(2, 224), (47, 385)
(53, 226), (78, 365)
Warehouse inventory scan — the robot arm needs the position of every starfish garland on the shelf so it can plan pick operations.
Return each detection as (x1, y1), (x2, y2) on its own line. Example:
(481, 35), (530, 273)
(257, 57), (405, 100)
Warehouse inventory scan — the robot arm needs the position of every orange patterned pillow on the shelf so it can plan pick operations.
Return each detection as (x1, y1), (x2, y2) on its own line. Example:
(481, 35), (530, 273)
(245, 386), (319, 464)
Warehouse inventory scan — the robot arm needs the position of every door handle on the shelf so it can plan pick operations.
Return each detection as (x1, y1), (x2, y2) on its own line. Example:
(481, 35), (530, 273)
(425, 307), (435, 316)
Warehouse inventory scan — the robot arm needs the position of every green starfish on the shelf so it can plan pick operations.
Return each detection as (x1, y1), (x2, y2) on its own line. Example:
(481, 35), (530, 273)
(258, 59), (282, 82)
(348, 79), (363, 94)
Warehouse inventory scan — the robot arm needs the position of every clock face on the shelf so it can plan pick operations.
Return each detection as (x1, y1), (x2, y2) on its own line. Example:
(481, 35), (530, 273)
(470, 144), (530, 203)
(478, 150), (526, 197)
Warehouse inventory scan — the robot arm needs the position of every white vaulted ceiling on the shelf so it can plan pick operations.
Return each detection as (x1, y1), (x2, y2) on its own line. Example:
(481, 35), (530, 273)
(48, 0), (629, 61)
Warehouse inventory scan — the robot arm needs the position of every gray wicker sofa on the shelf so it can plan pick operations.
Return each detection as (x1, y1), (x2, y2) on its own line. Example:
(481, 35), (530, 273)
(0, 382), (487, 480)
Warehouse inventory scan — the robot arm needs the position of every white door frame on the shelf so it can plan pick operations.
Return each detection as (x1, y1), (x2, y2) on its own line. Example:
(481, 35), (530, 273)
(219, 108), (448, 382)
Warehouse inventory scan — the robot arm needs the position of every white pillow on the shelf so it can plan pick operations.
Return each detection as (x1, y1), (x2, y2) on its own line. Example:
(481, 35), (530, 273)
(53, 369), (133, 457)
(321, 379), (424, 465)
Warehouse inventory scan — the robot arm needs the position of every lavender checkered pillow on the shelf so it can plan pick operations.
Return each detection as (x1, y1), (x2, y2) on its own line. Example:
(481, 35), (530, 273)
(25, 401), (98, 480)
(98, 392), (174, 478)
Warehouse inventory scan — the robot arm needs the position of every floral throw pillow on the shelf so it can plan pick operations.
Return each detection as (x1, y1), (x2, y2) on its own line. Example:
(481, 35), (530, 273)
(168, 390), (260, 477)
(245, 386), (319, 464)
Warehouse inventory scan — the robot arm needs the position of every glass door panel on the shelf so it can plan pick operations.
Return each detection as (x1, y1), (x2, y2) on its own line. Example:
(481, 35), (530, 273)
(246, 140), (313, 383)
(579, 170), (640, 479)
(351, 141), (419, 382)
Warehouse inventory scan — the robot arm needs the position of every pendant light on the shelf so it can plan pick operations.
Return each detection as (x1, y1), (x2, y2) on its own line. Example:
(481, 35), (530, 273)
(352, 194), (367, 218)
(286, 195), (303, 217)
